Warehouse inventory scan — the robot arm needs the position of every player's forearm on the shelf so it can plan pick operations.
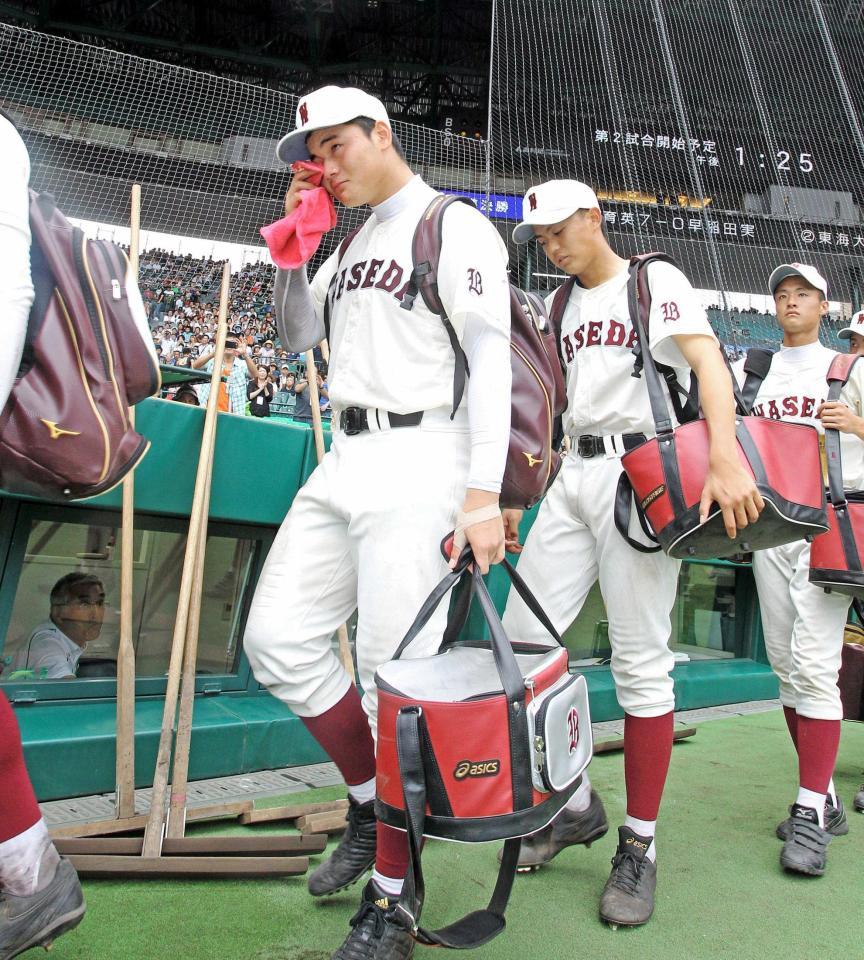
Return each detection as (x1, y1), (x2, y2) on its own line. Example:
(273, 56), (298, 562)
(688, 345), (739, 464)
(463, 315), (511, 494)
(274, 267), (325, 353)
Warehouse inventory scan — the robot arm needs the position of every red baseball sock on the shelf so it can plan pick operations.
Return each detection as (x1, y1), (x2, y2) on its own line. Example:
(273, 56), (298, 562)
(299, 686), (376, 787)
(0, 693), (41, 841)
(796, 716), (840, 796)
(783, 706), (799, 749)
(623, 711), (674, 821)
(375, 822), (409, 881)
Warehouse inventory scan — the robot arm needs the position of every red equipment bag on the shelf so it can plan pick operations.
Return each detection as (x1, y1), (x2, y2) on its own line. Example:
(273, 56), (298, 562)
(809, 354), (864, 596)
(0, 191), (161, 500)
(616, 253), (828, 559)
(375, 550), (592, 949)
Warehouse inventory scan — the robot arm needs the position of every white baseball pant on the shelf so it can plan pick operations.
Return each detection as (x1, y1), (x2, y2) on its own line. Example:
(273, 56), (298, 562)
(752, 541), (849, 720)
(503, 451), (678, 717)
(244, 409), (469, 736)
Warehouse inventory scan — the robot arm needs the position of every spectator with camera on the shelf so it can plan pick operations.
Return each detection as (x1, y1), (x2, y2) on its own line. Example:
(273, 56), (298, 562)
(192, 336), (257, 414)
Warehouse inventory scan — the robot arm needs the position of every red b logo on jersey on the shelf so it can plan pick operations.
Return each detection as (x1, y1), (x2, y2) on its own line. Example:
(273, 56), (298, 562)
(661, 301), (680, 321)
(527, 192), (538, 212)
(299, 102), (309, 126)
(567, 708), (579, 754)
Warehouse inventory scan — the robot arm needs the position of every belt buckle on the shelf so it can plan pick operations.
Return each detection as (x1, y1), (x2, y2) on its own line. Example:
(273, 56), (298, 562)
(340, 407), (367, 436)
(577, 435), (597, 458)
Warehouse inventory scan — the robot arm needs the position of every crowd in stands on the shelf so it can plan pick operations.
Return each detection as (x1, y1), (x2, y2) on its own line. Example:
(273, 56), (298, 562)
(140, 249), (848, 416)
(139, 250), (329, 422)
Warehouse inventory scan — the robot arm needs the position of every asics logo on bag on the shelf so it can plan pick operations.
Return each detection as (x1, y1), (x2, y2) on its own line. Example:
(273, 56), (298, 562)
(567, 708), (579, 754)
(453, 759), (500, 780)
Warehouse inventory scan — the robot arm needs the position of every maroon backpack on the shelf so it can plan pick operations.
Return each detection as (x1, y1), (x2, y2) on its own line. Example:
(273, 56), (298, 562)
(0, 191), (161, 500)
(333, 194), (566, 509)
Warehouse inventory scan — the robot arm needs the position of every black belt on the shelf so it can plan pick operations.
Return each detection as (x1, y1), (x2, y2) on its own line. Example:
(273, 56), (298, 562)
(575, 433), (646, 458)
(339, 407), (424, 436)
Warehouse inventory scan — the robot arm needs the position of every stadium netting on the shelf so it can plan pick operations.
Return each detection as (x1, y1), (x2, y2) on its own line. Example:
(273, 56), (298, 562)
(489, 0), (864, 350)
(0, 22), (487, 306)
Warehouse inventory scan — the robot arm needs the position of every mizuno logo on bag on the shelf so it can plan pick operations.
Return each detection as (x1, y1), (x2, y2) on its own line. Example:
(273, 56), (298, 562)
(640, 484), (666, 510)
(40, 419), (81, 441)
(523, 452), (543, 468)
(453, 759), (500, 780)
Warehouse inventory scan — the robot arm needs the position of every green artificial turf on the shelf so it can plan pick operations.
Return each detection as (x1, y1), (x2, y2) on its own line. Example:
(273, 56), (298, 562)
(47, 709), (863, 960)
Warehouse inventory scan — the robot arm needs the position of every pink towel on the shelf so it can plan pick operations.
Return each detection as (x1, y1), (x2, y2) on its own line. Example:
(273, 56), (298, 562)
(260, 161), (337, 269)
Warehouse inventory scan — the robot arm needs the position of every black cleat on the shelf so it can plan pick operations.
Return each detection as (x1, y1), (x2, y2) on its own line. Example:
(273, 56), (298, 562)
(0, 858), (85, 960)
(779, 805), (832, 877)
(776, 797), (847, 841)
(599, 827), (657, 929)
(308, 797), (377, 897)
(331, 880), (414, 960)
(854, 784), (864, 814)
(499, 790), (608, 871)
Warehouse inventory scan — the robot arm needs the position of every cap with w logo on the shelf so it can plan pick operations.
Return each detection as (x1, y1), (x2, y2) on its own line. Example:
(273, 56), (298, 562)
(276, 85), (391, 165)
(513, 179), (601, 244)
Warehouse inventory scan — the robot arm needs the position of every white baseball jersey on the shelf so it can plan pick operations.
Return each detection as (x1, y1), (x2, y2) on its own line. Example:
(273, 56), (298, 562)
(309, 176), (510, 417)
(732, 342), (864, 488)
(547, 260), (715, 438)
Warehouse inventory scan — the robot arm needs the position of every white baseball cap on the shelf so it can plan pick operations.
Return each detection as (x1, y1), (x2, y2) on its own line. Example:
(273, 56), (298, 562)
(512, 180), (600, 244)
(276, 86), (390, 164)
(838, 309), (864, 340)
(768, 262), (828, 299)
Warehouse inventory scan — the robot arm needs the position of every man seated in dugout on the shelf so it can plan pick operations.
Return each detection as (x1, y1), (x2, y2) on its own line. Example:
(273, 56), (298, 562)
(12, 573), (106, 680)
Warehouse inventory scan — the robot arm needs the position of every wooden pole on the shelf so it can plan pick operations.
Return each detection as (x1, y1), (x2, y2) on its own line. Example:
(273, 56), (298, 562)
(141, 262), (231, 858)
(304, 348), (354, 681)
(115, 182), (141, 820)
(166, 462), (213, 839)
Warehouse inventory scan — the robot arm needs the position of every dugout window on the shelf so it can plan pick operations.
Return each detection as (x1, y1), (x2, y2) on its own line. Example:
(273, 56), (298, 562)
(0, 499), (270, 699)
(562, 559), (753, 665)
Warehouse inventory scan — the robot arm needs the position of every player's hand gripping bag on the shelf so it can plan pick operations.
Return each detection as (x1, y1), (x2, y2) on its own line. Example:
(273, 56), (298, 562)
(375, 548), (592, 950)
(809, 354), (864, 596)
(616, 253), (828, 560)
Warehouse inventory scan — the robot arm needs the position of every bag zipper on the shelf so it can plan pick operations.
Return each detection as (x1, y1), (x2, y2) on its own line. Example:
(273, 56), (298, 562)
(532, 673), (580, 792)
(512, 341), (554, 490)
(55, 290), (111, 485)
(71, 229), (111, 378)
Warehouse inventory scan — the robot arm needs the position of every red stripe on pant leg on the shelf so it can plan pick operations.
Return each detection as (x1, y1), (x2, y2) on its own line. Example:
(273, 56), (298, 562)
(0, 692), (42, 842)
(796, 716), (840, 796)
(299, 686), (376, 786)
(375, 821), (409, 880)
(623, 711), (674, 822)
(783, 706), (799, 749)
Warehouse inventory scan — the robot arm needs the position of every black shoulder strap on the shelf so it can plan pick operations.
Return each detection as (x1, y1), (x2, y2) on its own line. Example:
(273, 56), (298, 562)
(401, 194), (476, 418)
(740, 348), (774, 414)
(823, 353), (862, 509)
(323, 223), (365, 343)
(628, 252), (700, 424)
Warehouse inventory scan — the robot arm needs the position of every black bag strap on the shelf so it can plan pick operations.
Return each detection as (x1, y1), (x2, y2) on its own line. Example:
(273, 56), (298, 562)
(823, 353), (861, 509)
(740, 348), (774, 414)
(613, 472), (662, 553)
(821, 354), (864, 573)
(549, 277), (576, 367)
(400, 194), (475, 418)
(392, 705), (521, 949)
(627, 254), (700, 425)
(322, 224), (364, 342)
(393, 548), (565, 671)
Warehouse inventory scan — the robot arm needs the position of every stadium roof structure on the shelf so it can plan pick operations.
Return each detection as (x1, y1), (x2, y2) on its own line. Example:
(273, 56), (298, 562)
(0, 0), (492, 132)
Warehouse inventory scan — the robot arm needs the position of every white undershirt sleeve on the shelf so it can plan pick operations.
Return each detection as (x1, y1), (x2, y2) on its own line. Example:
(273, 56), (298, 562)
(273, 256), (336, 353)
(461, 311), (512, 493)
(0, 116), (33, 411)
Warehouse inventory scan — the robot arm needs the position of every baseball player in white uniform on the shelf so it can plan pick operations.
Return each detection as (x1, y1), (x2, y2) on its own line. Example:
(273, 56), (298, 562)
(838, 309), (864, 356)
(733, 263), (864, 876)
(243, 86), (511, 960)
(838, 311), (864, 816)
(500, 180), (762, 928)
